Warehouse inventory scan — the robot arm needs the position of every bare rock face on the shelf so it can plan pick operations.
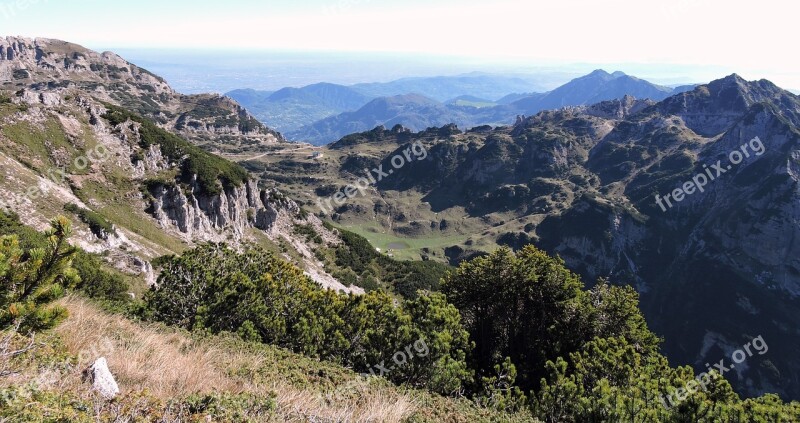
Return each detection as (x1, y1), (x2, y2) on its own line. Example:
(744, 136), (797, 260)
(146, 179), (292, 243)
(89, 357), (120, 400)
(0, 36), (172, 95)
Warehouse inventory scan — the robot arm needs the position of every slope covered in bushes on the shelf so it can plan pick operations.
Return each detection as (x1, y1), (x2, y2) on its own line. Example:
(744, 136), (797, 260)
(143, 240), (800, 421)
(3, 212), (799, 421)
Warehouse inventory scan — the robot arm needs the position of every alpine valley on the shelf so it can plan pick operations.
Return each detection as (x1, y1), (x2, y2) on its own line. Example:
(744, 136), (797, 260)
(2, 36), (800, 422)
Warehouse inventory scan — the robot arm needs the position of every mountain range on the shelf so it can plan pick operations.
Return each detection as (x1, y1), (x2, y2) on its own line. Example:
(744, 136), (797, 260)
(226, 73), (541, 135)
(231, 70), (696, 145)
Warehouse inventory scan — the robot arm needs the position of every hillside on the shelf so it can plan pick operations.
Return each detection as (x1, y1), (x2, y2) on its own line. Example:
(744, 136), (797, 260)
(3, 210), (798, 422)
(0, 37), (365, 296)
(227, 83), (371, 133)
(287, 94), (475, 145)
(1, 294), (533, 422)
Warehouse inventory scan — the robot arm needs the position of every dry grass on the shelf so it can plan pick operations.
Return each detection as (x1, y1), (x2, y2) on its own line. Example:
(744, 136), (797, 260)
(48, 295), (417, 422)
(1, 296), (535, 422)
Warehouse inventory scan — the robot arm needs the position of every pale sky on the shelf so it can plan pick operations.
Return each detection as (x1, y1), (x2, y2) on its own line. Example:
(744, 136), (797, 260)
(2, 0), (799, 89)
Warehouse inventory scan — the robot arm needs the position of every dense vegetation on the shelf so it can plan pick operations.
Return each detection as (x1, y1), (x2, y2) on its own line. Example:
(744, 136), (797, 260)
(101, 105), (248, 195)
(0, 215), (509, 422)
(144, 243), (472, 394)
(3, 210), (799, 421)
(0, 216), (77, 333)
(326, 225), (450, 298)
(0, 212), (130, 303)
(442, 247), (659, 393)
(142, 240), (800, 421)
(63, 203), (116, 238)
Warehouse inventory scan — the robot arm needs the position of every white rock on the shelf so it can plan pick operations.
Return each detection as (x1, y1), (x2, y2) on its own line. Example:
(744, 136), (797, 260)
(90, 357), (120, 399)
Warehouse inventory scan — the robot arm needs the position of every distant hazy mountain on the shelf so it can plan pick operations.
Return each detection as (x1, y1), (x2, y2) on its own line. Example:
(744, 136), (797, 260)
(495, 92), (541, 104)
(286, 94), (474, 145)
(252, 70), (705, 144)
(351, 73), (541, 102)
(507, 70), (673, 114)
(224, 88), (274, 106)
(227, 83), (370, 133)
(671, 84), (700, 93)
(227, 74), (542, 133)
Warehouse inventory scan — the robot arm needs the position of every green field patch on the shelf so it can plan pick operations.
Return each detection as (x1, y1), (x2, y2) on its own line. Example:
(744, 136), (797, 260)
(340, 224), (472, 261)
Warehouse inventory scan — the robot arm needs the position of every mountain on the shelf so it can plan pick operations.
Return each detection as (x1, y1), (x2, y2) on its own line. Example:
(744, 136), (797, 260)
(223, 87), (274, 105)
(507, 69), (675, 114)
(496, 92), (541, 104)
(226, 74), (541, 134)
(3, 37), (800, 420)
(286, 94), (475, 145)
(0, 36), (361, 296)
(227, 83), (370, 132)
(258, 75), (800, 400)
(0, 37), (284, 153)
(225, 74), (536, 135)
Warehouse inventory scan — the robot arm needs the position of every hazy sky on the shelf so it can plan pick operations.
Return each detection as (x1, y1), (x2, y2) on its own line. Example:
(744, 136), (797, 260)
(2, 0), (798, 89)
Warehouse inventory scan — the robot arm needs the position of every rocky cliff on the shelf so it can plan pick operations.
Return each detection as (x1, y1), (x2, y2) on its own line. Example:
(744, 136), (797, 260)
(0, 69), (356, 294)
(0, 36), (284, 149)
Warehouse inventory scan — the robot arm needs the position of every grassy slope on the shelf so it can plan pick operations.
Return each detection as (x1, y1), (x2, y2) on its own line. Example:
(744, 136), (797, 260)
(1, 296), (536, 423)
(0, 99), (188, 257)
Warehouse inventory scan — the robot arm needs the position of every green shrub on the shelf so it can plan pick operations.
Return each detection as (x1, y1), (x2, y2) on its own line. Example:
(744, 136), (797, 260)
(0, 216), (79, 332)
(0, 211), (129, 303)
(63, 203), (115, 238)
(138, 239), (800, 420)
(293, 224), (322, 244)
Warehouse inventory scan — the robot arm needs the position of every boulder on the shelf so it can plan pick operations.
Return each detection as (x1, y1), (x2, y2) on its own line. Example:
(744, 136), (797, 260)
(89, 357), (120, 399)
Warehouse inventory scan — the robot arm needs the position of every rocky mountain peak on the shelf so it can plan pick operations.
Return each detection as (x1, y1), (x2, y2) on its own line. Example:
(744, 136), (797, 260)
(654, 74), (800, 136)
(587, 69), (614, 79)
(0, 36), (286, 148)
(0, 36), (172, 93)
